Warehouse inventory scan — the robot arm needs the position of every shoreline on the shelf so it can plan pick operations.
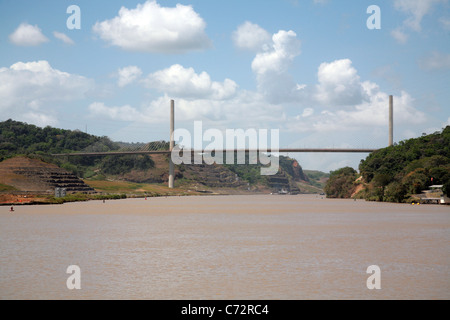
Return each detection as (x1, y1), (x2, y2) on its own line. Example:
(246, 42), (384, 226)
(0, 188), (277, 206)
(2, 191), (447, 207)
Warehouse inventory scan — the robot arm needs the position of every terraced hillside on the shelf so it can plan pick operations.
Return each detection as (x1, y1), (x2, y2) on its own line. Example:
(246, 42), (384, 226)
(0, 156), (96, 194)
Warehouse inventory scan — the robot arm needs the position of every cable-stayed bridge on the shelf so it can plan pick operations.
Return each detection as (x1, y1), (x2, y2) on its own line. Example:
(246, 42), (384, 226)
(53, 98), (394, 188)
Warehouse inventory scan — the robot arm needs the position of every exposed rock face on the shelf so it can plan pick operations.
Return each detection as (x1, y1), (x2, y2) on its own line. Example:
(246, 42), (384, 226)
(290, 160), (309, 182)
(180, 163), (249, 189)
(123, 156), (307, 193)
(265, 158), (309, 194)
(267, 171), (301, 194)
(0, 157), (96, 194)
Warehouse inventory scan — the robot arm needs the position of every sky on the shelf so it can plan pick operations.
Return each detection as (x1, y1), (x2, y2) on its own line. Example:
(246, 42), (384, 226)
(0, 0), (449, 172)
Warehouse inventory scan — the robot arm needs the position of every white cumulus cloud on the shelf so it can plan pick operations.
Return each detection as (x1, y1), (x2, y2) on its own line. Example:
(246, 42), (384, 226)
(315, 59), (368, 107)
(251, 30), (301, 76)
(9, 23), (49, 46)
(288, 74), (427, 136)
(232, 21), (272, 51)
(145, 64), (238, 100)
(92, 0), (211, 53)
(0, 60), (92, 126)
(248, 27), (304, 104)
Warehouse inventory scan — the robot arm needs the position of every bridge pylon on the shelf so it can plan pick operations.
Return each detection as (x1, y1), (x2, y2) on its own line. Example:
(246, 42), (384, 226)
(168, 100), (175, 189)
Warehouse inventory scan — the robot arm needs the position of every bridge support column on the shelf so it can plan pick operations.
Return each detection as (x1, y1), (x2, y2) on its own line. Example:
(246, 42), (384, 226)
(389, 95), (393, 147)
(168, 100), (175, 188)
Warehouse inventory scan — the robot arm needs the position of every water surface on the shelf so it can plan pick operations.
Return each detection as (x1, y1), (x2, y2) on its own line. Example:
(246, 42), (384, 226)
(1, 195), (449, 299)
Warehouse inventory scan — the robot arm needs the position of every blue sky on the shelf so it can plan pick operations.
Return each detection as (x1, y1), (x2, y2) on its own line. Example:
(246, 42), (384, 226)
(0, 0), (449, 172)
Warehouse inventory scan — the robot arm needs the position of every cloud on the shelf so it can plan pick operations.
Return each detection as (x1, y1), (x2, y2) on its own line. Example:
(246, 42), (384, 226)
(92, 0), (211, 53)
(288, 90), (426, 138)
(393, 0), (445, 31)
(21, 113), (59, 127)
(315, 59), (368, 106)
(391, 28), (409, 44)
(249, 28), (304, 103)
(145, 64), (238, 100)
(88, 89), (286, 127)
(232, 21), (271, 51)
(87, 20), (428, 155)
(418, 51), (450, 70)
(286, 60), (427, 139)
(391, 0), (447, 43)
(117, 66), (143, 87)
(9, 23), (49, 46)
(0, 60), (92, 126)
(53, 31), (75, 45)
(251, 30), (301, 75)
(334, 86), (425, 128)
(88, 102), (145, 122)
(302, 108), (314, 118)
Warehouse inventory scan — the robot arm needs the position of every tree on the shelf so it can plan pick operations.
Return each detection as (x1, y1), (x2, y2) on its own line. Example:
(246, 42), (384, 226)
(324, 167), (358, 198)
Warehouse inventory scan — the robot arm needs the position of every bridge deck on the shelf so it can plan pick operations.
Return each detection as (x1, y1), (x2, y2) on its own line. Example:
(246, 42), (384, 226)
(52, 148), (379, 157)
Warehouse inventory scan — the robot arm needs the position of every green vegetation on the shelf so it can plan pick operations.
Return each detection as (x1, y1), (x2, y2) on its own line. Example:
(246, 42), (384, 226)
(0, 119), (157, 178)
(0, 119), (109, 158)
(324, 126), (450, 202)
(222, 152), (266, 185)
(0, 183), (18, 192)
(225, 154), (309, 186)
(323, 167), (358, 198)
(295, 180), (325, 194)
(303, 170), (329, 189)
(100, 155), (154, 175)
(0, 119), (319, 194)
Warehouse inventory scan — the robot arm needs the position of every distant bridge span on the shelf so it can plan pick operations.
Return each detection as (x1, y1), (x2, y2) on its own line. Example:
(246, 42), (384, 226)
(52, 148), (378, 157)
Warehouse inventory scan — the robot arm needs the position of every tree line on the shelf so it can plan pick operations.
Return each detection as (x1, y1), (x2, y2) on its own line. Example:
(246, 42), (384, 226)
(0, 119), (155, 178)
(324, 126), (450, 201)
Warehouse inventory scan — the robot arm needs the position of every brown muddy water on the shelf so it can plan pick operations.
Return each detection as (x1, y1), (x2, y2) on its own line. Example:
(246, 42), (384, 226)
(0, 195), (449, 299)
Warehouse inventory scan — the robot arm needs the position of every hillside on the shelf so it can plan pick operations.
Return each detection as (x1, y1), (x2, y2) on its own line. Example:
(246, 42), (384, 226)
(0, 119), (322, 197)
(303, 170), (329, 190)
(0, 156), (95, 193)
(324, 126), (450, 202)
